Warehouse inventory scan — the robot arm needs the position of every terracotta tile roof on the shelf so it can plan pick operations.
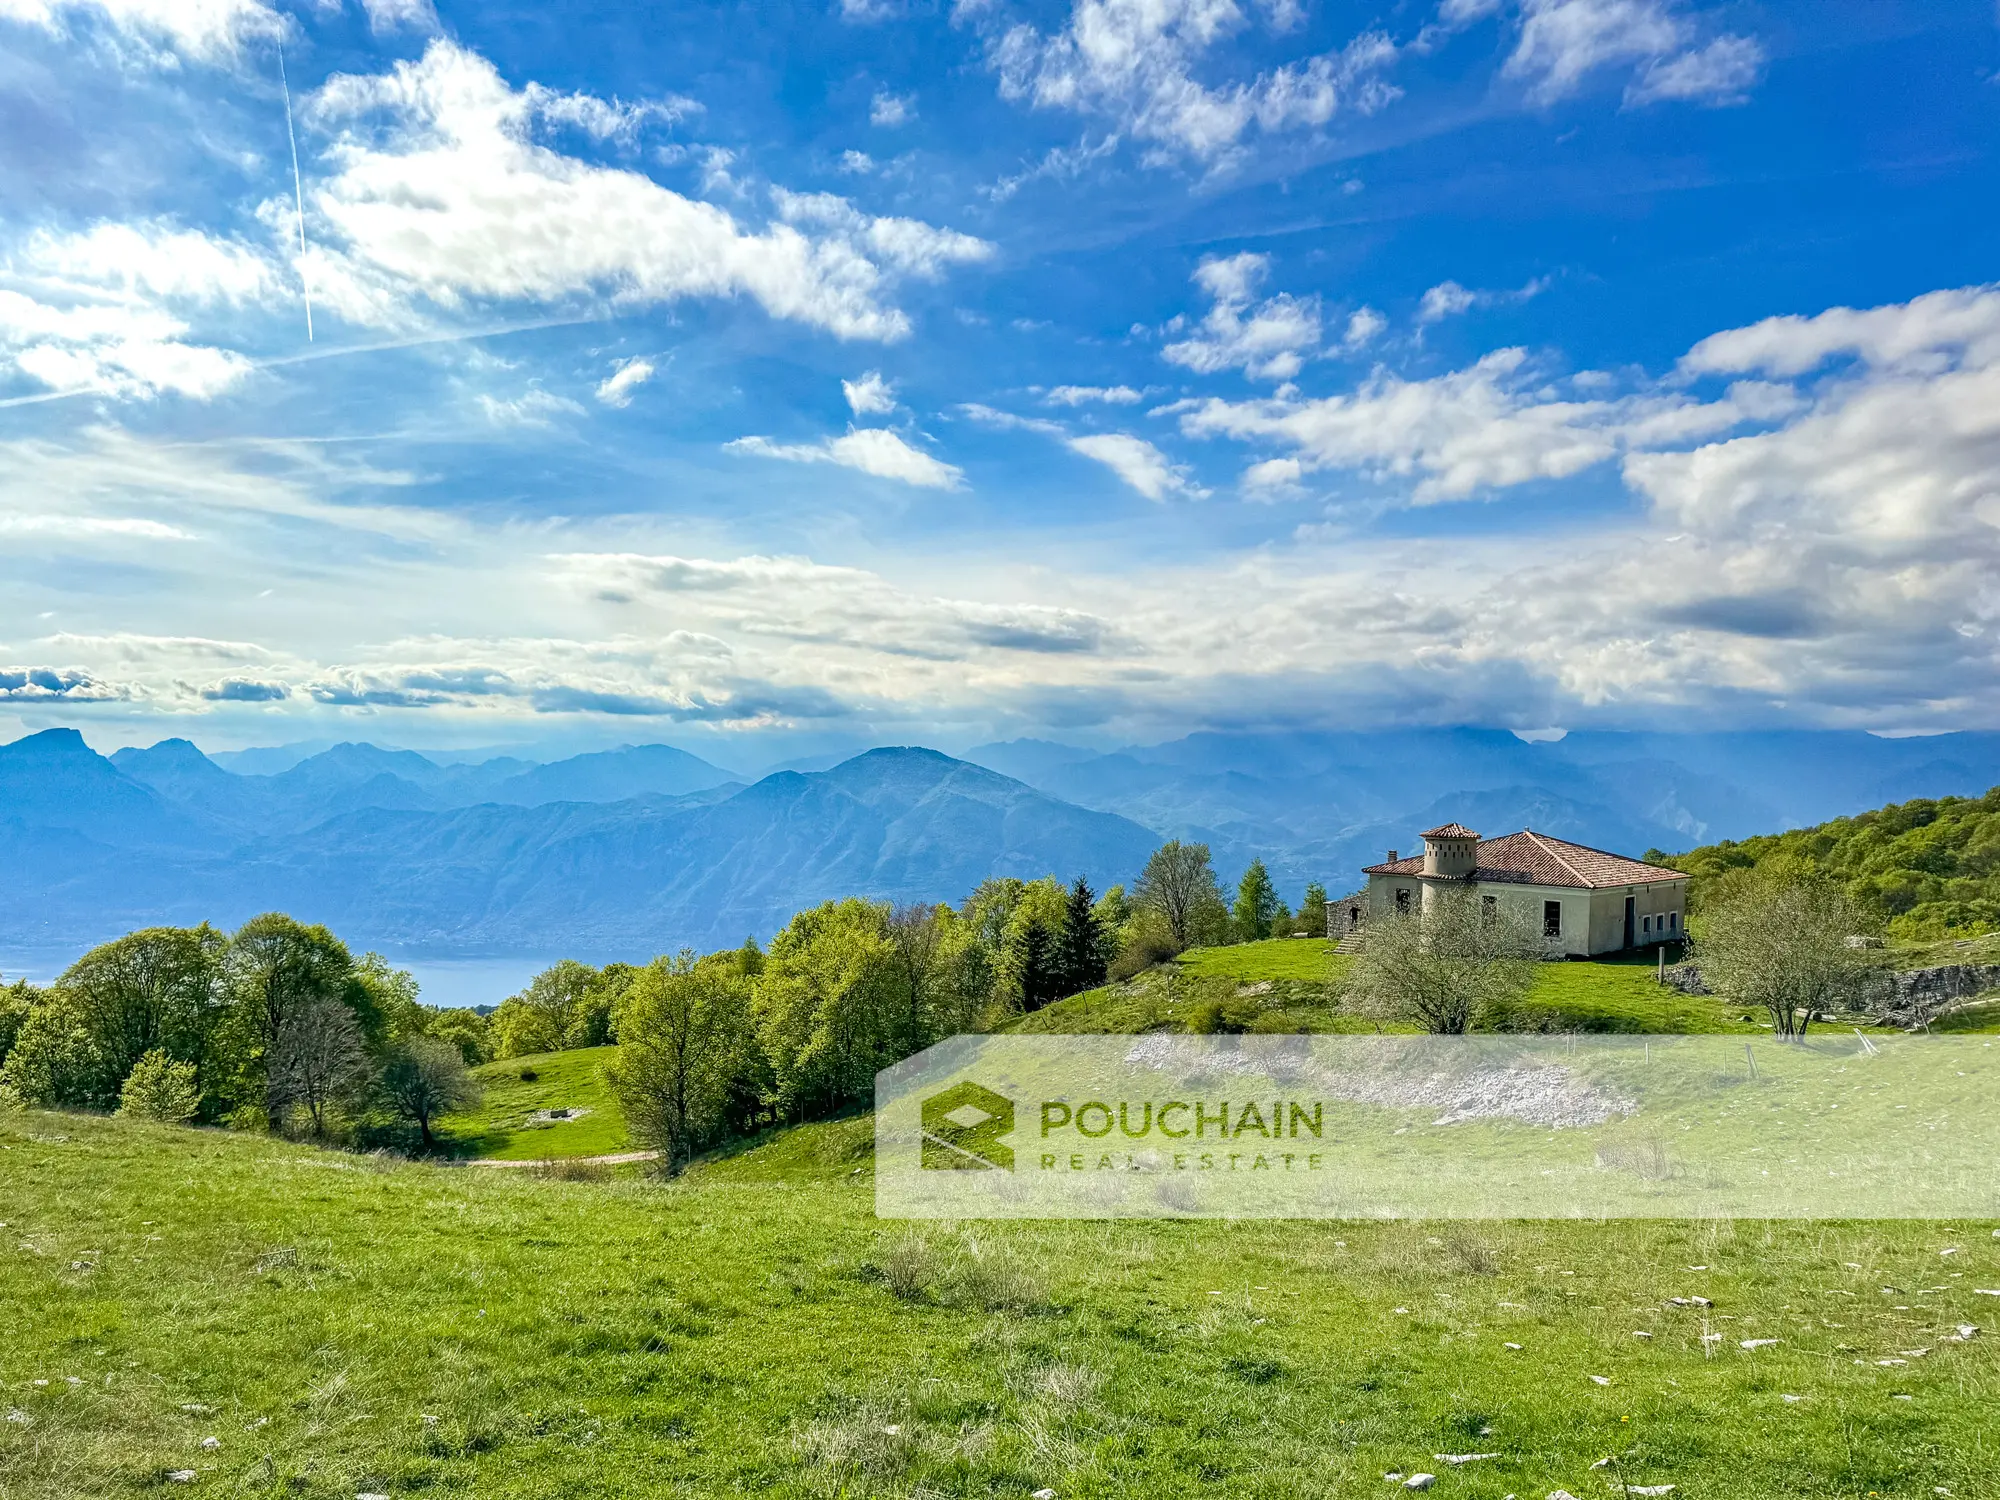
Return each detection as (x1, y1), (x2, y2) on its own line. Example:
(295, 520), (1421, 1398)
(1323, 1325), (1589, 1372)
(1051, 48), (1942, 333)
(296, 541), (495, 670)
(1361, 829), (1688, 888)
(1421, 822), (1479, 839)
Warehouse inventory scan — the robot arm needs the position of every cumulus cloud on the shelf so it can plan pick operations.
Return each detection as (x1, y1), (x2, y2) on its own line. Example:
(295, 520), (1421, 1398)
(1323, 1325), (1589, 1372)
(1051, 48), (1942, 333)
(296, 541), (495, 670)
(987, 0), (1400, 164)
(725, 428), (964, 489)
(0, 288), (255, 399)
(1500, 0), (1763, 108)
(1416, 274), (1547, 324)
(1177, 346), (1793, 500)
(0, 665), (124, 701)
(843, 369), (897, 415)
(1342, 306), (1387, 349)
(298, 41), (987, 341)
(1066, 432), (1207, 501)
(1161, 253), (1320, 381)
(359, 0), (437, 34)
(839, 149), (875, 174)
(0, 0), (284, 63)
(1045, 384), (1142, 405)
(595, 357), (656, 407)
(870, 90), (914, 127)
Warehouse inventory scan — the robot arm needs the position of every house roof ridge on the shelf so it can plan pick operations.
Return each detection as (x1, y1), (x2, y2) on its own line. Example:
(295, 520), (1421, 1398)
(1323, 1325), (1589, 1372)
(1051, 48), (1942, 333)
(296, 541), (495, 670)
(1519, 828), (1592, 887)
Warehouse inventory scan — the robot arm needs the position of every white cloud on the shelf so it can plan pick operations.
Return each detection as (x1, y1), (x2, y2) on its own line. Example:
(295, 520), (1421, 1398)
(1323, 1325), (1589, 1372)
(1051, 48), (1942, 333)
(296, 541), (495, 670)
(982, 134), (1120, 202)
(839, 149), (876, 174)
(1066, 432), (1206, 501)
(1045, 384), (1143, 405)
(771, 189), (994, 281)
(1503, 0), (1763, 108)
(298, 41), (986, 341)
(0, 513), (191, 539)
(0, 288), (254, 399)
(21, 222), (279, 306)
(1417, 275), (1548, 324)
(1177, 346), (1790, 501)
(1677, 285), (2000, 379)
(594, 357), (656, 407)
(1625, 32), (1762, 106)
(1342, 305), (1387, 349)
(478, 388), (585, 426)
(0, 0), (283, 62)
(843, 370), (897, 415)
(1161, 252), (1320, 381)
(360, 0), (437, 35)
(870, 90), (914, 127)
(725, 428), (964, 489)
(988, 0), (1401, 163)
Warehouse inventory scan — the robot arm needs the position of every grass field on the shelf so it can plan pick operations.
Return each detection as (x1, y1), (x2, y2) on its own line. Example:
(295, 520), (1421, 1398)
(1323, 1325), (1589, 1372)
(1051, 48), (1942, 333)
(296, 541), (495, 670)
(1009, 940), (1765, 1037)
(4, 1106), (1997, 1499)
(436, 1047), (628, 1161)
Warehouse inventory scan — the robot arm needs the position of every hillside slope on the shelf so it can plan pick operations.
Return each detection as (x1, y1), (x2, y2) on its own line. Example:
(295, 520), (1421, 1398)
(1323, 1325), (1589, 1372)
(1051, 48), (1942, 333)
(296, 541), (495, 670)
(1670, 785), (2000, 939)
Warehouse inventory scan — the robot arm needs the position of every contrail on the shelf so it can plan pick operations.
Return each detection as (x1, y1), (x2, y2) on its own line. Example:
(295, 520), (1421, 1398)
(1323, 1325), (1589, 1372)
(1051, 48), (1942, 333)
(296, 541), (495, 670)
(278, 44), (314, 341)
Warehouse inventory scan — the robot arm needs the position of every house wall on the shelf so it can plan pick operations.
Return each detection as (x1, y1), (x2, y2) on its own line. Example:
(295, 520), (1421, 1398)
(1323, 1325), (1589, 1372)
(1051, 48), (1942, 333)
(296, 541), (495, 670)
(1361, 874), (1688, 957)
(1585, 881), (1689, 955)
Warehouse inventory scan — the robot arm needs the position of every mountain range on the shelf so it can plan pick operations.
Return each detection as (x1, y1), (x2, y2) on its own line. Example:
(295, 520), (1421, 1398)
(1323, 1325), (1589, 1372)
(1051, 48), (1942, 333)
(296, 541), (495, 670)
(4, 724), (1998, 967)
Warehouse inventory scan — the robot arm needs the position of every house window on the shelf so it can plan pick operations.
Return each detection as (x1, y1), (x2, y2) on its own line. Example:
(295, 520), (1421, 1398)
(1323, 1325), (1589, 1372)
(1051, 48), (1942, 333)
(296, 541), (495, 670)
(1543, 900), (1562, 938)
(1482, 894), (1496, 921)
(1396, 888), (1411, 913)
(1642, 914), (1651, 935)
(1669, 911), (1678, 932)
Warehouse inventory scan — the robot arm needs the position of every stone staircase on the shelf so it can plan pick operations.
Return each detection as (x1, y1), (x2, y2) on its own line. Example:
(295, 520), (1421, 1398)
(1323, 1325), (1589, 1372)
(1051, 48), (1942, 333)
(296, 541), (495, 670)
(1334, 931), (1367, 955)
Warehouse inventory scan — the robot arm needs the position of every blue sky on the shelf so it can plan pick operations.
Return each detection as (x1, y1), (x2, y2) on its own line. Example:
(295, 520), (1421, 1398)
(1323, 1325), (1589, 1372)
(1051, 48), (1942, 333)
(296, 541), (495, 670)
(1, 0), (1997, 761)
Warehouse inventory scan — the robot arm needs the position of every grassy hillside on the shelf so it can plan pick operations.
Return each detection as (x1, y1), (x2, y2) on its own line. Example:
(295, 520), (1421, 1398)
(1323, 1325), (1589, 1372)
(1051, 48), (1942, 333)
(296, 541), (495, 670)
(5, 1106), (1996, 1499)
(1669, 786), (2000, 941)
(1009, 939), (1758, 1036)
(435, 1047), (627, 1161)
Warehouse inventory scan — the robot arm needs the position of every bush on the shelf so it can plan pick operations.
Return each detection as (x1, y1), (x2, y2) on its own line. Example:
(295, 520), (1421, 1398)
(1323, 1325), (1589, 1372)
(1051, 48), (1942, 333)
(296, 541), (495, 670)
(1109, 927), (1177, 982)
(518, 1067), (539, 1082)
(117, 1050), (201, 1124)
(1186, 992), (1263, 1034)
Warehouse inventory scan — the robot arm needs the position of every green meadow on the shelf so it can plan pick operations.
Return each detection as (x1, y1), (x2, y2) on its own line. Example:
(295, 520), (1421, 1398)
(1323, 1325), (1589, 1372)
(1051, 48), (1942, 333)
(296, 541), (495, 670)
(5, 1105), (1998, 1500)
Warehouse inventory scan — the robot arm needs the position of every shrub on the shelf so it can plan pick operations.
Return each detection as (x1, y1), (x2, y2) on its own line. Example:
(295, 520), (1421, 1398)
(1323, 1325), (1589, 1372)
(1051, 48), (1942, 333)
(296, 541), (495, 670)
(1109, 927), (1177, 982)
(117, 1050), (201, 1124)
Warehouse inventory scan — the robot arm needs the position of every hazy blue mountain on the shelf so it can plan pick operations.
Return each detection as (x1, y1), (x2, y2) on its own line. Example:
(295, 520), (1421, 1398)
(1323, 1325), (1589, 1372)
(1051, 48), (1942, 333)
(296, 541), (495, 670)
(0, 739), (1160, 957)
(487, 743), (739, 805)
(3, 729), (213, 849)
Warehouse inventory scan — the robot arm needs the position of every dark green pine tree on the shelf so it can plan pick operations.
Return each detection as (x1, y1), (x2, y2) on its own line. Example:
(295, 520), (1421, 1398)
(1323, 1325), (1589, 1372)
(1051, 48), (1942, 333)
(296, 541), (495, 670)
(1017, 918), (1063, 1012)
(1055, 875), (1108, 997)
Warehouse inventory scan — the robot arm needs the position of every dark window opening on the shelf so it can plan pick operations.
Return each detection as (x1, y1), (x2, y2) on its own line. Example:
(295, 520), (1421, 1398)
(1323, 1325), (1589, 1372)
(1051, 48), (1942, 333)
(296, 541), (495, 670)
(1396, 888), (1411, 913)
(1481, 894), (1496, 921)
(1542, 900), (1562, 938)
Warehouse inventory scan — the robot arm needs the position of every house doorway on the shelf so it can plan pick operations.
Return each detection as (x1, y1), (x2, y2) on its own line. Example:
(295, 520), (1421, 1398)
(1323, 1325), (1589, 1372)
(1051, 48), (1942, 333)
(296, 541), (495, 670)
(1623, 895), (1636, 949)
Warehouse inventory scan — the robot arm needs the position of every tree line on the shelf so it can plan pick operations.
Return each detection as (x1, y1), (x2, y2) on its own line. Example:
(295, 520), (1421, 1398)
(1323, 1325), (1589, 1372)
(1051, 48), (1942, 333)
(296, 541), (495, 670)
(0, 840), (1331, 1164)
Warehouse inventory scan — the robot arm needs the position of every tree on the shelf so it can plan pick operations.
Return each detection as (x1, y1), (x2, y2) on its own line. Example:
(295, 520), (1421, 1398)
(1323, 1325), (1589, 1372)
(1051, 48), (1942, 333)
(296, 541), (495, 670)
(0, 1001), (104, 1108)
(492, 959), (619, 1057)
(377, 1036), (481, 1150)
(1134, 841), (1227, 953)
(267, 996), (369, 1137)
(427, 1008), (493, 1066)
(53, 926), (231, 1110)
(226, 914), (362, 1126)
(883, 903), (985, 1054)
(1014, 918), (1063, 1012)
(998, 878), (1068, 1012)
(605, 952), (754, 1172)
(1298, 882), (1328, 939)
(1692, 868), (1875, 1037)
(0, 979), (40, 1073)
(1232, 859), (1280, 943)
(352, 953), (425, 1045)
(1055, 876), (1109, 997)
(1343, 888), (1543, 1034)
(754, 899), (902, 1120)
(117, 1050), (201, 1124)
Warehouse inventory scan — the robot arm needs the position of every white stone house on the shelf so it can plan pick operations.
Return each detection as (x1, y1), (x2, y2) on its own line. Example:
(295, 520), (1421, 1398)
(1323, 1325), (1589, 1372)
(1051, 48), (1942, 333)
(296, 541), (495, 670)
(1329, 824), (1690, 958)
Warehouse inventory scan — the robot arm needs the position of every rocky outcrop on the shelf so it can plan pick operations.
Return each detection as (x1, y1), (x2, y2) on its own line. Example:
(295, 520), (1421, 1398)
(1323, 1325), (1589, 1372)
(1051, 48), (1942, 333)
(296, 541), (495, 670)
(1663, 961), (2000, 1025)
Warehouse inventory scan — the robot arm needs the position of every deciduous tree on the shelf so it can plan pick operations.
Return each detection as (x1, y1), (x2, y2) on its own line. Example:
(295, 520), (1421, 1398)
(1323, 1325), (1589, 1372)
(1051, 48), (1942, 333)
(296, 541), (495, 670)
(605, 952), (755, 1172)
(377, 1036), (481, 1150)
(1134, 841), (1227, 953)
(1692, 867), (1875, 1037)
(1344, 888), (1542, 1034)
